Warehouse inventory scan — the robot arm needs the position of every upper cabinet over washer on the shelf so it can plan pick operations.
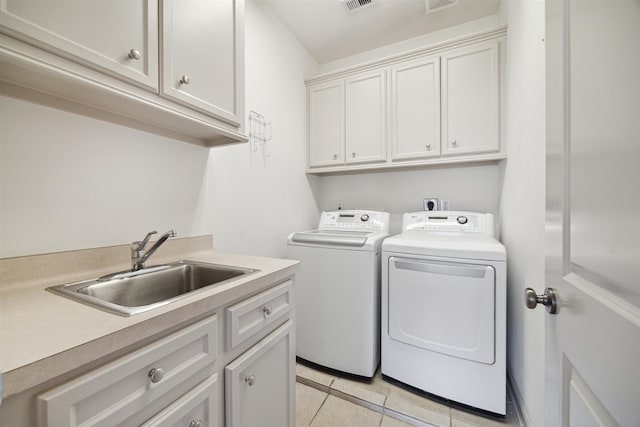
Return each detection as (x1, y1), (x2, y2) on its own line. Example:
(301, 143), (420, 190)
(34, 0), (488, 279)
(0, 0), (246, 147)
(305, 29), (506, 174)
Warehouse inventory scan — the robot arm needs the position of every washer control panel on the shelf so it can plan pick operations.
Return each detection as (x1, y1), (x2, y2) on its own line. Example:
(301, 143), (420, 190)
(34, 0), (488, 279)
(319, 210), (390, 232)
(402, 211), (492, 235)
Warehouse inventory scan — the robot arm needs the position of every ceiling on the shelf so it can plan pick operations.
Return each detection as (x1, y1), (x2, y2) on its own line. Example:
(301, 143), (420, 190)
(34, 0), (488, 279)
(262, 0), (501, 64)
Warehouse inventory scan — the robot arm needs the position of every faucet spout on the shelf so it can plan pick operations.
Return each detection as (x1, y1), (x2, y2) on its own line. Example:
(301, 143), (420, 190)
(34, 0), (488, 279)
(131, 230), (177, 271)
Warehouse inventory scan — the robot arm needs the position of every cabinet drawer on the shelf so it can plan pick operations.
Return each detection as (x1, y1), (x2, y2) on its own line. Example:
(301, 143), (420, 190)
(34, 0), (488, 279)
(37, 315), (218, 427)
(226, 280), (292, 349)
(141, 374), (219, 427)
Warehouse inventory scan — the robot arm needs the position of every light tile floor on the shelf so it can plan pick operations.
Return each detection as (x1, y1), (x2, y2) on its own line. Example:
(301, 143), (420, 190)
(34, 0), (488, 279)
(296, 363), (522, 427)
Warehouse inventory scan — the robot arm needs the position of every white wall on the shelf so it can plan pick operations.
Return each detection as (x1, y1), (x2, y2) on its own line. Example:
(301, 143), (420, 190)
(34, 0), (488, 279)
(318, 164), (502, 234)
(498, 1), (546, 426)
(0, 96), (213, 258)
(207, 0), (321, 258)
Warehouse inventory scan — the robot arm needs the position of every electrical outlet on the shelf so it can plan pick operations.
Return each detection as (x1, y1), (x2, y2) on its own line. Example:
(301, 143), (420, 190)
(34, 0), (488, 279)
(423, 198), (439, 211)
(440, 199), (450, 211)
(337, 201), (344, 210)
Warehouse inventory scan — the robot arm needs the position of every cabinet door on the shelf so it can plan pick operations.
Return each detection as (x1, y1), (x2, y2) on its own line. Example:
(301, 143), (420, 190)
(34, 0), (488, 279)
(345, 70), (387, 164)
(308, 80), (344, 168)
(141, 374), (219, 427)
(441, 41), (500, 156)
(390, 57), (441, 161)
(161, 0), (244, 126)
(225, 321), (294, 427)
(0, 0), (158, 90)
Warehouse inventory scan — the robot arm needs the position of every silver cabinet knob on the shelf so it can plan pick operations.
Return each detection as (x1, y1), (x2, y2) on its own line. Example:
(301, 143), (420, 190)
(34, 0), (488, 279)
(188, 420), (203, 427)
(128, 49), (141, 60)
(352, 152), (356, 158)
(263, 305), (273, 316)
(244, 374), (256, 386)
(451, 140), (457, 146)
(525, 287), (559, 314)
(179, 75), (190, 85)
(333, 154), (338, 160)
(148, 367), (165, 383)
(426, 143), (431, 150)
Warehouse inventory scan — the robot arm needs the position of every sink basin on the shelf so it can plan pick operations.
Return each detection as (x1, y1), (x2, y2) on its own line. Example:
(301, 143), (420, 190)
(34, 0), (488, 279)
(47, 260), (259, 316)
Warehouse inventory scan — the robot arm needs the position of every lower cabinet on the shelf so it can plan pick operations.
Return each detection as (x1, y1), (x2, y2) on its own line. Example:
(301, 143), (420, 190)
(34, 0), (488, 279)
(225, 321), (295, 427)
(34, 279), (295, 427)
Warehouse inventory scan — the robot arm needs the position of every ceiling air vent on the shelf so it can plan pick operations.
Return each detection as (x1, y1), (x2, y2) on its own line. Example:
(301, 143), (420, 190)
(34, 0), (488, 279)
(425, 0), (459, 14)
(343, 0), (378, 13)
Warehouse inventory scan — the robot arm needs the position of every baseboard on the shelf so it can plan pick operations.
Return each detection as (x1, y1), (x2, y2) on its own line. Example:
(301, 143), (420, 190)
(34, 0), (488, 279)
(507, 372), (532, 427)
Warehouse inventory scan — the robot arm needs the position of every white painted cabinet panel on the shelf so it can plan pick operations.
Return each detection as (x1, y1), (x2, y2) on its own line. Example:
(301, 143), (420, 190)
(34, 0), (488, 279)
(390, 56), (441, 161)
(225, 321), (295, 427)
(441, 41), (500, 156)
(37, 315), (218, 427)
(141, 374), (219, 427)
(308, 80), (344, 167)
(161, 0), (244, 125)
(345, 70), (387, 164)
(0, 0), (158, 89)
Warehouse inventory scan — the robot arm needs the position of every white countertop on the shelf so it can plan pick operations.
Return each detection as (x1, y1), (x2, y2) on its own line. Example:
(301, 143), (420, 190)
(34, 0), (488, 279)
(0, 239), (298, 399)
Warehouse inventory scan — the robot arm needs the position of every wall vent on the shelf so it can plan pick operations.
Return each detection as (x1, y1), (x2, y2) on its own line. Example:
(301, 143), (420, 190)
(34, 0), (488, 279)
(425, 0), (459, 14)
(343, 0), (378, 13)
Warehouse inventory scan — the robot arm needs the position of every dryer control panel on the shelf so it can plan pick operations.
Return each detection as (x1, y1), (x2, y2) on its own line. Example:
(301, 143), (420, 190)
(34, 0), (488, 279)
(402, 211), (494, 236)
(319, 210), (390, 232)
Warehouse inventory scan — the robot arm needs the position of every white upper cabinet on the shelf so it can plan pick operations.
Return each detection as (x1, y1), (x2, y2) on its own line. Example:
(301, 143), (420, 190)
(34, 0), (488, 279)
(0, 0), (246, 146)
(305, 31), (505, 174)
(161, 0), (244, 125)
(441, 41), (500, 156)
(390, 56), (440, 161)
(0, 0), (158, 90)
(308, 80), (344, 167)
(345, 70), (387, 165)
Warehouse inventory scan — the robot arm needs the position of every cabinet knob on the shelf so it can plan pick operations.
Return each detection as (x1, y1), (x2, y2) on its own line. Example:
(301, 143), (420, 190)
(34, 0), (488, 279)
(352, 152), (356, 158)
(179, 75), (190, 85)
(333, 154), (338, 160)
(148, 367), (165, 383)
(451, 140), (457, 146)
(127, 49), (141, 60)
(426, 144), (431, 150)
(263, 305), (273, 316)
(188, 420), (203, 427)
(245, 374), (256, 386)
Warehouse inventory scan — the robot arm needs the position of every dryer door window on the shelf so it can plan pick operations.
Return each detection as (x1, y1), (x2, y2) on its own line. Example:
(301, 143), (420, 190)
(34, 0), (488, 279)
(388, 257), (495, 364)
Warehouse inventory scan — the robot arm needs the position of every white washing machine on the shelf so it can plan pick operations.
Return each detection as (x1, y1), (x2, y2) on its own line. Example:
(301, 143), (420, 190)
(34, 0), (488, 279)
(381, 211), (506, 415)
(287, 210), (390, 378)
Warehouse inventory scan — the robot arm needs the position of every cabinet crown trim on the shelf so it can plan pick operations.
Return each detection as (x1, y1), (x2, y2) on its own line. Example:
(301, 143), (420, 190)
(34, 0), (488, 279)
(305, 26), (506, 86)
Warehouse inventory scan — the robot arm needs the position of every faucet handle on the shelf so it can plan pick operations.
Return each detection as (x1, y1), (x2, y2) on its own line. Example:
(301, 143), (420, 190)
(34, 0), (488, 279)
(135, 230), (157, 250)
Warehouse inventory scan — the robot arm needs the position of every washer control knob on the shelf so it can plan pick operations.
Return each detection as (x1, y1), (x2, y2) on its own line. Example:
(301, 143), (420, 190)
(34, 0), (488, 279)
(457, 216), (468, 225)
(361, 214), (370, 222)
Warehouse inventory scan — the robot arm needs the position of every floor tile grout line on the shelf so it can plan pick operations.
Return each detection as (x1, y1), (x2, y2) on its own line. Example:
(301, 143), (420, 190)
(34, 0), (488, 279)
(297, 375), (440, 427)
(307, 388), (331, 427)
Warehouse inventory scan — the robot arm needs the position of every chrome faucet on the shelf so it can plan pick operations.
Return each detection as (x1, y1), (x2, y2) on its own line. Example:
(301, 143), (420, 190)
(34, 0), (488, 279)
(131, 230), (177, 271)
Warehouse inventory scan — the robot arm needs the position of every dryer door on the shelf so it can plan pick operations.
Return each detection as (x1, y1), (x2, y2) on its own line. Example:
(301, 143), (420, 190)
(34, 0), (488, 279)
(388, 257), (495, 364)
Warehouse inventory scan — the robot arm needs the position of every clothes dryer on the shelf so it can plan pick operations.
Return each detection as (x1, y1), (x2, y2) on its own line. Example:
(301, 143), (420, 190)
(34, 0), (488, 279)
(381, 211), (506, 415)
(287, 210), (390, 378)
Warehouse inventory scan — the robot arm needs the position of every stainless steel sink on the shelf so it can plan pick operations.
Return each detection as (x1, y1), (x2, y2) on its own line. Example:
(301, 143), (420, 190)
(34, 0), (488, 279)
(47, 260), (259, 316)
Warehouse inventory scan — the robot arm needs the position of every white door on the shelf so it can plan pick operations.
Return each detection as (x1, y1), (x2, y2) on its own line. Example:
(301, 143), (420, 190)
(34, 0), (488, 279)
(345, 70), (387, 164)
(543, 0), (640, 425)
(307, 80), (344, 167)
(390, 56), (441, 161)
(161, 0), (243, 125)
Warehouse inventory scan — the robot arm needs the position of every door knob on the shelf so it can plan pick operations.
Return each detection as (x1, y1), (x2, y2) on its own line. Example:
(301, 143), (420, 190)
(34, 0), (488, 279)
(525, 287), (558, 314)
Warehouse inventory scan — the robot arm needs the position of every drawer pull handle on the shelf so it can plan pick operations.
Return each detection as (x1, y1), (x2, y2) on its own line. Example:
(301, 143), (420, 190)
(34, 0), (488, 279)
(245, 374), (256, 386)
(263, 305), (273, 316)
(188, 420), (203, 427)
(148, 367), (165, 383)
